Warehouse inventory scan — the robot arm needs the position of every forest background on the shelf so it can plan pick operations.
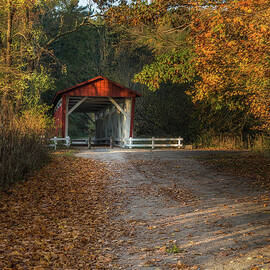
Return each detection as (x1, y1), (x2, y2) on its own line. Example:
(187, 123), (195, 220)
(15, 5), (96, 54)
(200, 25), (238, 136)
(0, 0), (269, 187)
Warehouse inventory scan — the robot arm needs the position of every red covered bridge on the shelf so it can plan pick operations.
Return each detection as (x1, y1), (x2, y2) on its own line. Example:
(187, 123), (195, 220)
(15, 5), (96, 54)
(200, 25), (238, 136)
(52, 76), (140, 142)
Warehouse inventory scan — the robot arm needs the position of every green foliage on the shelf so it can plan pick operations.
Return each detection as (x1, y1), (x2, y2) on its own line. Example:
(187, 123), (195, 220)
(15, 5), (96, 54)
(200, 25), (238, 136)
(135, 82), (198, 143)
(166, 243), (180, 254)
(68, 113), (95, 138)
(1, 0), (268, 163)
(0, 0), (66, 188)
(134, 49), (196, 91)
(0, 0), (58, 106)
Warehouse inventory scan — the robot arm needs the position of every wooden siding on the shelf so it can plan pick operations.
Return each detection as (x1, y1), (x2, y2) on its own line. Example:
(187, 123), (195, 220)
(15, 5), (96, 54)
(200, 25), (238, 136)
(67, 80), (137, 98)
(54, 99), (63, 137)
(53, 76), (140, 107)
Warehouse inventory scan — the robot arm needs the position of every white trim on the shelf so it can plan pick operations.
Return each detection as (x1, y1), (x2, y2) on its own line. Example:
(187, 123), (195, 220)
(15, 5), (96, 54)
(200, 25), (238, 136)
(55, 99), (62, 110)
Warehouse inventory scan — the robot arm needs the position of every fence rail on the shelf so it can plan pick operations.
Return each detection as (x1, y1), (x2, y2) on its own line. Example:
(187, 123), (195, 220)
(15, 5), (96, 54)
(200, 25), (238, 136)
(49, 137), (71, 150)
(49, 136), (121, 149)
(71, 138), (89, 145)
(49, 136), (184, 149)
(124, 137), (183, 149)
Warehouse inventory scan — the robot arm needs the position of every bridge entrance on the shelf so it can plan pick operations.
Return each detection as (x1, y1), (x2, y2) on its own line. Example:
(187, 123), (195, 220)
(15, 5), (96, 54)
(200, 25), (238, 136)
(52, 76), (140, 144)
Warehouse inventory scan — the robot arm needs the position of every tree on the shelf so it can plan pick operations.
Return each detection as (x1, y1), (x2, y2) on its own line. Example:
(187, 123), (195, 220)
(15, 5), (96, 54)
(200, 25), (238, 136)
(191, 0), (270, 132)
(0, 0), (95, 107)
(106, 0), (194, 84)
(106, 0), (270, 137)
(104, 0), (198, 140)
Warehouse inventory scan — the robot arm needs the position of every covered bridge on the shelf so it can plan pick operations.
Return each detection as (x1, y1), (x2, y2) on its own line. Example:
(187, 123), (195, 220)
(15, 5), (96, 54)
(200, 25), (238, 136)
(52, 76), (140, 142)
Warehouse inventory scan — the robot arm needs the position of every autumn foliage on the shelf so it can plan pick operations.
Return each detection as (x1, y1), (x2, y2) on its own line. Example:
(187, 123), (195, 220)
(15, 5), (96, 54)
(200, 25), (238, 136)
(0, 99), (52, 189)
(107, 0), (270, 136)
(191, 0), (270, 132)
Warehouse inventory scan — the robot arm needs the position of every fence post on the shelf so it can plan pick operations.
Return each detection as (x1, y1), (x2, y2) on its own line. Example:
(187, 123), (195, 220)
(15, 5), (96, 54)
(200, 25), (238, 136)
(66, 136), (71, 148)
(53, 136), (57, 150)
(110, 136), (113, 149)
(178, 137), (181, 149)
(129, 137), (132, 149)
(152, 137), (155, 149)
(88, 137), (91, 149)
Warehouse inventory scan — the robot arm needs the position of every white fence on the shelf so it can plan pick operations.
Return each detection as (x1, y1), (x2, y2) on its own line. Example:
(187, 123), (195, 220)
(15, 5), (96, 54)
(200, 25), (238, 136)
(49, 136), (121, 149)
(49, 136), (183, 149)
(49, 136), (71, 150)
(123, 137), (183, 149)
(70, 138), (89, 145)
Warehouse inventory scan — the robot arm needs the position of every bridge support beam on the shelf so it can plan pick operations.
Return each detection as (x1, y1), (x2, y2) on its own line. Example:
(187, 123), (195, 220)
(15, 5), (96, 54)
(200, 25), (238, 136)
(64, 96), (88, 137)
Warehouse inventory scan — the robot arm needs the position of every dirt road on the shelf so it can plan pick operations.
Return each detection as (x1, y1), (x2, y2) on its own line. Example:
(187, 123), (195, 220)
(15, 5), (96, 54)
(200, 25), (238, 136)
(76, 149), (270, 270)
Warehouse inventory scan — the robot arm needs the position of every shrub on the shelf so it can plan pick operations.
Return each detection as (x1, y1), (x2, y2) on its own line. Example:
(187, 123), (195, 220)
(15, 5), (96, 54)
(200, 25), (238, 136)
(0, 99), (53, 190)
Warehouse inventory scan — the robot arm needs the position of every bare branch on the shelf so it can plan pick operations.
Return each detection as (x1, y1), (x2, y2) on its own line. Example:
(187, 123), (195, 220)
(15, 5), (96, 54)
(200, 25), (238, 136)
(45, 17), (96, 48)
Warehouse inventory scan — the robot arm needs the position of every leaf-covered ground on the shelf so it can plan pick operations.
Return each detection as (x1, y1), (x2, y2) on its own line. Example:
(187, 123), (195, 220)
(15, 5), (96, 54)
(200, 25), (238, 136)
(1, 149), (270, 269)
(77, 148), (270, 270)
(0, 153), (125, 269)
(196, 152), (270, 190)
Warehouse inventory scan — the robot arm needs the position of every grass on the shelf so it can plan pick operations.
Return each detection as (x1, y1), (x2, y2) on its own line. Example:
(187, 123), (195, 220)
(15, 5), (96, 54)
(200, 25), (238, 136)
(54, 149), (79, 157)
(166, 243), (181, 254)
(193, 134), (270, 151)
(197, 151), (270, 190)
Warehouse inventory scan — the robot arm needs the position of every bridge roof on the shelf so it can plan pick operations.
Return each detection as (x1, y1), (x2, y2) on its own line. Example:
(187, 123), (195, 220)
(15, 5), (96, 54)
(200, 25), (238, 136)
(52, 76), (141, 107)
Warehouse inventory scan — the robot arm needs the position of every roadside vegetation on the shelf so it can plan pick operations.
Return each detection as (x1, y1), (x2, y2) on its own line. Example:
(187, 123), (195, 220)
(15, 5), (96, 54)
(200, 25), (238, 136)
(0, 2), (269, 269)
(197, 151), (270, 191)
(0, 99), (52, 190)
(0, 0), (269, 186)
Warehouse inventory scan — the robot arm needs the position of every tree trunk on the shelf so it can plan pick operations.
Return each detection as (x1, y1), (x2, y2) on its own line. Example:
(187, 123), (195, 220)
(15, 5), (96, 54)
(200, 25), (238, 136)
(6, 0), (15, 67)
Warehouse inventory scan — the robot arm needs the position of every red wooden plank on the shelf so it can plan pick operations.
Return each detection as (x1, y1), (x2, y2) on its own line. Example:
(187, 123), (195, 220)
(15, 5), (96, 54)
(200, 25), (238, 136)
(62, 96), (66, 137)
(52, 76), (141, 107)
